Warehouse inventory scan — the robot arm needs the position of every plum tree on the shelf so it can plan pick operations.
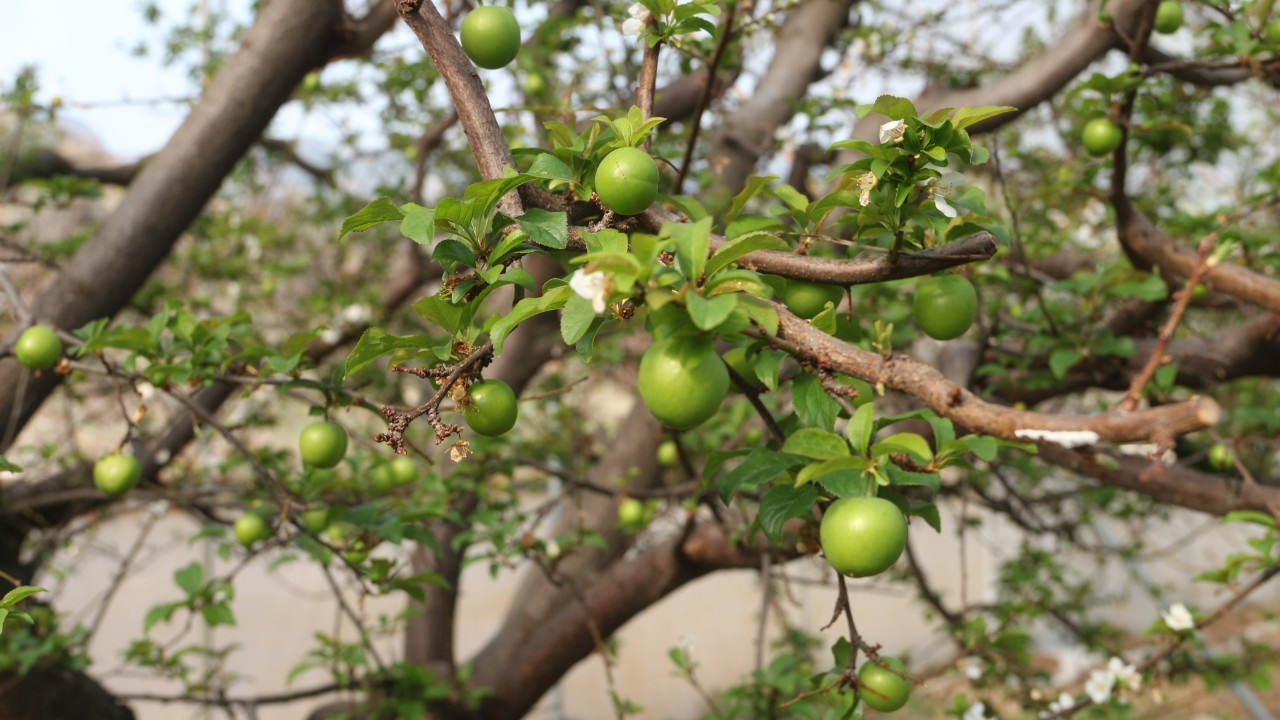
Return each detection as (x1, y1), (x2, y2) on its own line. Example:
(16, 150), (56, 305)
(2, 2), (1276, 719)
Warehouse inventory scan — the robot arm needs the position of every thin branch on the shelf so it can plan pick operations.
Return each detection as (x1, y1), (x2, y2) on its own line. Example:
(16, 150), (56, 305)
(1118, 232), (1217, 411)
(673, 0), (739, 192)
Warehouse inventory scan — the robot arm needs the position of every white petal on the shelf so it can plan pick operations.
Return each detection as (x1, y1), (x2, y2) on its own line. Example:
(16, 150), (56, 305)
(1161, 603), (1195, 631)
(621, 17), (645, 35)
(627, 3), (649, 18)
(935, 171), (965, 196)
(879, 119), (906, 144)
(1084, 670), (1114, 704)
(934, 195), (958, 218)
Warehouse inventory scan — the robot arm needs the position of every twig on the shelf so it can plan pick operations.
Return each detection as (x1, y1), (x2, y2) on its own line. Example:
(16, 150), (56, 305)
(673, 0), (739, 193)
(1118, 232), (1218, 411)
(726, 365), (784, 442)
(376, 340), (493, 452)
(637, 16), (661, 149)
(320, 561), (387, 672)
(85, 512), (159, 641)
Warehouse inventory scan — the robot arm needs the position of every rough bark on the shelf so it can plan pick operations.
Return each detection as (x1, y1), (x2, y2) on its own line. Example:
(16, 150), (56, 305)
(703, 0), (856, 199)
(0, 0), (345, 452)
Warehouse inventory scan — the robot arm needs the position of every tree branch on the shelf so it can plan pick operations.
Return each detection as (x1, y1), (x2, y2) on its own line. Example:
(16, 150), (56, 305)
(771, 301), (1220, 444)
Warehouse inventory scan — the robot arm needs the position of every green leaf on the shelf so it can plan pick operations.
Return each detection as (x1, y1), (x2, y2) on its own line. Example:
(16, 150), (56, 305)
(950, 105), (1017, 130)
(964, 435), (998, 462)
(0, 608), (7, 634)
(795, 457), (867, 487)
(525, 153), (574, 182)
(200, 602), (237, 627)
(343, 328), (433, 378)
(399, 205), (437, 245)
(0, 455), (21, 473)
(667, 217), (712, 283)
(792, 374), (840, 432)
(724, 175), (776, 225)
(143, 602), (182, 632)
(886, 463), (941, 492)
(758, 484), (819, 542)
(716, 448), (805, 502)
(339, 197), (405, 241)
(737, 295), (779, 336)
(781, 428), (850, 460)
(1223, 511), (1278, 529)
(0, 586), (45, 608)
(516, 208), (568, 249)
(1049, 348), (1083, 380)
(706, 233), (790, 278)
(847, 403), (874, 455)
(173, 562), (204, 596)
(871, 433), (933, 463)
(560, 294), (596, 345)
(415, 294), (470, 336)
(854, 95), (918, 121)
(686, 292), (737, 331)
(488, 286), (572, 354)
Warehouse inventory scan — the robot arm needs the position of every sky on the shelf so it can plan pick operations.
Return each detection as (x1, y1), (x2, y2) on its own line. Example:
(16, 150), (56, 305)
(1, 1), (246, 159)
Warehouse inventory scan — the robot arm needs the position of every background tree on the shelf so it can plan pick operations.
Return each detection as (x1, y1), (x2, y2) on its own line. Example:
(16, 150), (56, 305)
(1, 0), (1279, 719)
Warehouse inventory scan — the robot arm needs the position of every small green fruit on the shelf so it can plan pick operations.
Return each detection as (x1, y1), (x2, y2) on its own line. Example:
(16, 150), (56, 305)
(299, 421), (348, 469)
(463, 379), (519, 436)
(1082, 117), (1123, 157)
(1208, 443), (1233, 471)
(858, 656), (912, 712)
(913, 275), (978, 341)
(301, 507), (332, 534)
(657, 440), (679, 467)
(460, 6), (521, 69)
(781, 280), (844, 319)
(618, 498), (645, 527)
(595, 147), (660, 215)
(637, 336), (729, 429)
(94, 453), (142, 497)
(15, 325), (62, 370)
(820, 497), (907, 578)
(234, 513), (271, 547)
(371, 463), (397, 493)
(388, 456), (418, 486)
(1154, 1), (1183, 33)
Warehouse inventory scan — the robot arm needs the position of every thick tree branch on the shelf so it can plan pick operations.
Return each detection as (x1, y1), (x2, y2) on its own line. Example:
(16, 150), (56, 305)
(464, 515), (795, 719)
(466, 401), (664, 693)
(1113, 197), (1280, 314)
(0, 0), (346, 452)
(704, 0), (856, 198)
(1036, 445), (1280, 518)
(771, 301), (1220, 444)
(991, 313), (1280, 405)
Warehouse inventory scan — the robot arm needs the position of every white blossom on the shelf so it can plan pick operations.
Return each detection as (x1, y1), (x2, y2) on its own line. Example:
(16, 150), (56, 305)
(1107, 656), (1141, 692)
(961, 656), (983, 680)
(1045, 691), (1075, 715)
(879, 119), (906, 144)
(622, 4), (649, 36)
(544, 539), (561, 560)
(569, 269), (609, 314)
(1013, 429), (1100, 448)
(856, 171), (878, 207)
(1161, 602), (1195, 632)
(1084, 669), (1115, 704)
(962, 701), (989, 720)
(340, 303), (372, 326)
(319, 327), (342, 345)
(930, 171), (965, 218)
